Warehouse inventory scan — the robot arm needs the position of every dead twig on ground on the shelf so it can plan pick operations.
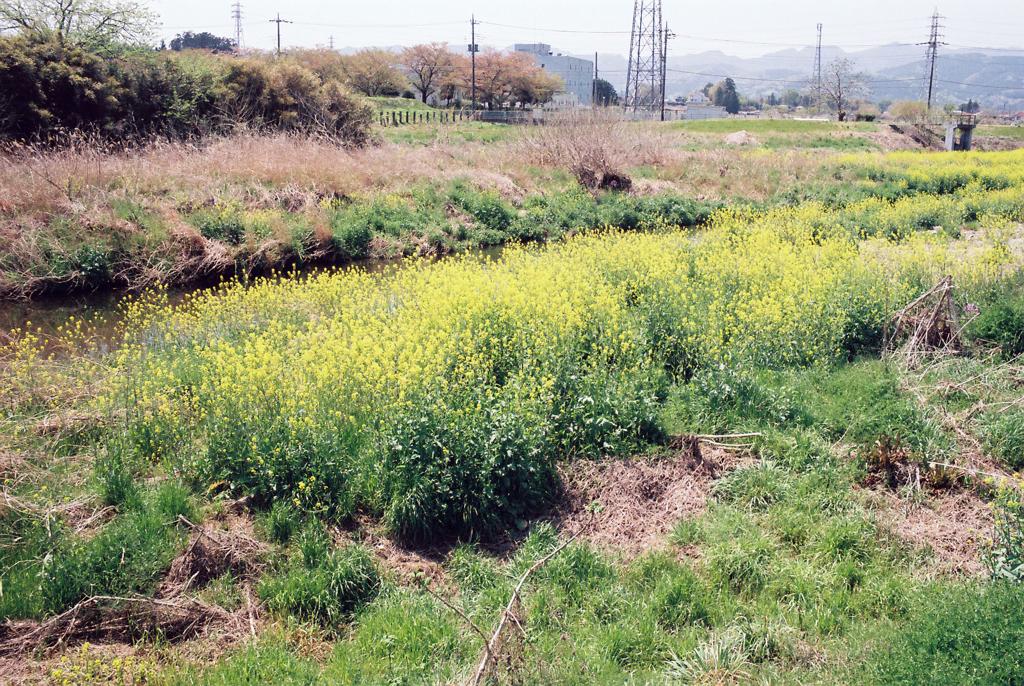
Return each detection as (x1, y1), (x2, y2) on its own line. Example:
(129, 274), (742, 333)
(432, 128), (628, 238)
(467, 513), (594, 686)
(928, 461), (1021, 487)
(886, 276), (966, 368)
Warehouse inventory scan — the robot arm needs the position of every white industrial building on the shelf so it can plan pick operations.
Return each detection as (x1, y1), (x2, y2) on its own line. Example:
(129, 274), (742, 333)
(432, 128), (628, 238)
(514, 43), (594, 107)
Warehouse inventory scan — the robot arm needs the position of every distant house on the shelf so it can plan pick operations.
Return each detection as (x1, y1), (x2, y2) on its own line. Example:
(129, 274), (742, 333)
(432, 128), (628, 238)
(687, 89), (710, 105)
(514, 43), (594, 107)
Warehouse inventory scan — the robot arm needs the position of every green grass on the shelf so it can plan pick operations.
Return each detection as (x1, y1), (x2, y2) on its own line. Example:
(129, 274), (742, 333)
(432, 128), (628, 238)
(259, 544), (382, 629)
(379, 119), (518, 146)
(669, 119), (878, 135)
(860, 582), (1024, 685)
(978, 125), (1024, 140)
(366, 96), (437, 112)
(765, 134), (881, 151)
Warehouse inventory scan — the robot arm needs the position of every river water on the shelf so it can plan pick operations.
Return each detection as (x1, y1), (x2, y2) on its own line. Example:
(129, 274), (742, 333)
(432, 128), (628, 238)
(0, 247), (507, 352)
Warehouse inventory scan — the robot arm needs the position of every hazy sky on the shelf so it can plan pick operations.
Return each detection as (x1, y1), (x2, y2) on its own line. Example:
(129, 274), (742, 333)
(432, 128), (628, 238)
(150, 0), (1023, 60)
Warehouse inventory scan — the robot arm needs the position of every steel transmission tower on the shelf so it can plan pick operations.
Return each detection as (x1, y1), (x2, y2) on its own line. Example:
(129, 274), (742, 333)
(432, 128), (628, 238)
(923, 10), (944, 111)
(624, 0), (664, 114)
(814, 24), (823, 111)
(232, 2), (244, 50)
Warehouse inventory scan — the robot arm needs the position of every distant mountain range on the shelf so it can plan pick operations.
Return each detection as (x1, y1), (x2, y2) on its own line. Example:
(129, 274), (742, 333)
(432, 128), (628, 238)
(583, 44), (1024, 110)
(339, 41), (1024, 111)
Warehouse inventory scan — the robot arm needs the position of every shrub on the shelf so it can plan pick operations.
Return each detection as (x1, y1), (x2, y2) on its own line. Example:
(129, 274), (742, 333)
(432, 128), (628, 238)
(259, 545), (381, 628)
(0, 35), (119, 140)
(0, 36), (374, 145)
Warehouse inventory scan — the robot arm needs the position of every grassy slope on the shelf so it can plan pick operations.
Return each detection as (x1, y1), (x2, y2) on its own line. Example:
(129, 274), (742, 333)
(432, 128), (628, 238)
(1, 120), (869, 298)
(366, 96), (437, 112)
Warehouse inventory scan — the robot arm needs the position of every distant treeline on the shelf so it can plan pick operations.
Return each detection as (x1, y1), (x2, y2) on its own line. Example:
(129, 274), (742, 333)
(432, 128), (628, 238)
(0, 35), (375, 145)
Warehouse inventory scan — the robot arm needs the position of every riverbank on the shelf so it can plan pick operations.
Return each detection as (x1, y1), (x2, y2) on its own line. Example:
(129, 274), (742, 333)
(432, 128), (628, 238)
(1, 119), (948, 300)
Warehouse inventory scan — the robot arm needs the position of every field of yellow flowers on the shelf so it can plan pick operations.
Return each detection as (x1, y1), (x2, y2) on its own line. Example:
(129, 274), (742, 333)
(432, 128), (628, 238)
(56, 150), (1014, 541)
(3, 148), (1024, 686)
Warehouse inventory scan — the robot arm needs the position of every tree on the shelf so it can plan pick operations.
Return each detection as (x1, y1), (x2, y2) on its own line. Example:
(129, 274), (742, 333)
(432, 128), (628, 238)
(594, 78), (618, 107)
(511, 59), (561, 106)
(342, 48), (406, 97)
(889, 100), (928, 124)
(709, 77), (740, 114)
(435, 53), (468, 106)
(819, 58), (864, 122)
(169, 31), (234, 52)
(400, 42), (458, 103)
(0, 0), (156, 55)
(471, 51), (562, 109)
(960, 99), (980, 114)
(781, 88), (802, 108)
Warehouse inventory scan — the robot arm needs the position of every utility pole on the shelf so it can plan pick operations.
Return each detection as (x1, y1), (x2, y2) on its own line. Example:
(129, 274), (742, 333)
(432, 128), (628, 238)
(923, 10), (945, 112)
(593, 52), (598, 106)
(814, 23), (823, 112)
(660, 26), (675, 121)
(469, 15), (480, 113)
(232, 2), (244, 50)
(269, 13), (292, 58)
(329, 35), (334, 50)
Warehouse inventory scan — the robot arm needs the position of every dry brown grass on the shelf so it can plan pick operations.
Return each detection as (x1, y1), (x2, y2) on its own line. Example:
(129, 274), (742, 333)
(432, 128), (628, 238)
(554, 446), (749, 558)
(0, 125), (853, 297)
(517, 110), (671, 189)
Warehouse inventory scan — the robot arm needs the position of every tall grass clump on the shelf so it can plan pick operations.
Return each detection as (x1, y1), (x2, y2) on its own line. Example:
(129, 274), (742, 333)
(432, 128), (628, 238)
(259, 544), (381, 628)
(39, 507), (180, 614)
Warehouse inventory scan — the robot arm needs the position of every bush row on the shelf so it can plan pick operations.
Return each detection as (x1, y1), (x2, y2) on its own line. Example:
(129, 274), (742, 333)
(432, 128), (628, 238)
(0, 35), (374, 144)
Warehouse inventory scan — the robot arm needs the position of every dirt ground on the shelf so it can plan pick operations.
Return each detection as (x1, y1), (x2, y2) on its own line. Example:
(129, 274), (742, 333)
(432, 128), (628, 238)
(553, 445), (749, 558)
(870, 488), (996, 577)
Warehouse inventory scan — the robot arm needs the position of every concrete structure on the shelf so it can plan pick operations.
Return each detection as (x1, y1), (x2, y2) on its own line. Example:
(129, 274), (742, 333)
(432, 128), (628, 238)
(945, 113), (977, 151)
(685, 105), (727, 120)
(514, 43), (593, 107)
